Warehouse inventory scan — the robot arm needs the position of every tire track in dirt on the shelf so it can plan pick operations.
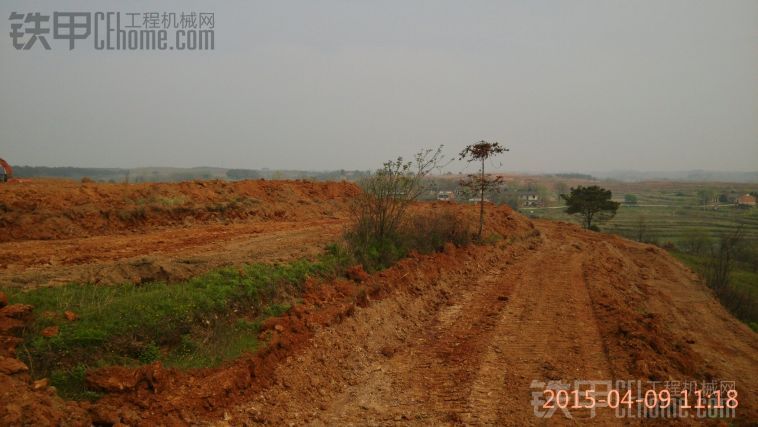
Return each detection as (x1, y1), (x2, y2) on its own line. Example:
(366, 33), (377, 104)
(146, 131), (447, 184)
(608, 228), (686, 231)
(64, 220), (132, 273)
(484, 226), (619, 426)
(312, 226), (620, 426)
(314, 259), (521, 425)
(399, 265), (517, 424)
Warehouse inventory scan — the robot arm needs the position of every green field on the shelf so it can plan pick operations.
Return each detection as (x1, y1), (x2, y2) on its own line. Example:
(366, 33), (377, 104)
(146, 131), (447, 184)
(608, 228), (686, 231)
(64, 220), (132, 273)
(523, 183), (758, 245)
(528, 204), (758, 244)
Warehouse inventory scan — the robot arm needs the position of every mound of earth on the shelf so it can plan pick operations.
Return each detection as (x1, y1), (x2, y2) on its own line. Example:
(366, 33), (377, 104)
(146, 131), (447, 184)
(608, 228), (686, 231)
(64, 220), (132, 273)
(0, 179), (359, 243)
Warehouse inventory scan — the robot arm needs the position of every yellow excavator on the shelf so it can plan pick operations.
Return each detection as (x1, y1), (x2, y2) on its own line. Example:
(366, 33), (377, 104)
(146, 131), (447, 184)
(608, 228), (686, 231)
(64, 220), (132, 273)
(0, 158), (13, 183)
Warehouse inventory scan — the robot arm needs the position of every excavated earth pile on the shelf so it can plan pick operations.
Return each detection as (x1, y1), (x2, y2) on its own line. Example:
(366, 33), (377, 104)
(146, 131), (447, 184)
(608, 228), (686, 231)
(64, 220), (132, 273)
(0, 180), (755, 425)
(0, 179), (358, 243)
(0, 179), (359, 287)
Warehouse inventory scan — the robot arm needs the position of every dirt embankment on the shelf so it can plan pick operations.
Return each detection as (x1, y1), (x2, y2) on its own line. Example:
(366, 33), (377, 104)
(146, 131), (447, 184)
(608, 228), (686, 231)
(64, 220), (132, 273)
(0, 179), (359, 243)
(89, 215), (758, 426)
(0, 179), (359, 287)
(0, 182), (499, 289)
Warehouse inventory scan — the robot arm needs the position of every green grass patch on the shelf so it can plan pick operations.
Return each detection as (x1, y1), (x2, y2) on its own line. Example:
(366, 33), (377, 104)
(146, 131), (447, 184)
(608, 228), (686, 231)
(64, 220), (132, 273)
(49, 364), (103, 402)
(3, 244), (353, 400)
(163, 318), (263, 370)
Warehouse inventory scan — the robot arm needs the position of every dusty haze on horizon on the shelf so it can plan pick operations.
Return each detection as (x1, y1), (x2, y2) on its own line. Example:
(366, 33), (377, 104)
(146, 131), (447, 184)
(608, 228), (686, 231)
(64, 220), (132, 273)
(0, 0), (756, 174)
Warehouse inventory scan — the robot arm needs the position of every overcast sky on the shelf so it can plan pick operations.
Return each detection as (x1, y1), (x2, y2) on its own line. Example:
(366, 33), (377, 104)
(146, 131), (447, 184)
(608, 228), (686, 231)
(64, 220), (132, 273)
(1, 1), (756, 173)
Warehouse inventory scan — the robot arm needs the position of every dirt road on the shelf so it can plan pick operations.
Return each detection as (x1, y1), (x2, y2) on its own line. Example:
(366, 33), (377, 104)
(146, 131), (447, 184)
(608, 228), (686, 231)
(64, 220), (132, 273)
(226, 220), (757, 426)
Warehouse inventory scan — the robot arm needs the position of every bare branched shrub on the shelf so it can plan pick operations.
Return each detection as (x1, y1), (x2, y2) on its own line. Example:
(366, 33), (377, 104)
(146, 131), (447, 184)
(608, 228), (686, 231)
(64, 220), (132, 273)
(350, 149), (441, 242)
(680, 230), (713, 256)
(699, 226), (757, 325)
(703, 227), (743, 294)
(347, 147), (469, 269)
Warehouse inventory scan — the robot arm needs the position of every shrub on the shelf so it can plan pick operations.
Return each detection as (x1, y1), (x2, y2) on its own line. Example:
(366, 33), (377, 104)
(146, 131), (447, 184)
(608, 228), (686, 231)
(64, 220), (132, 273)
(692, 227), (758, 327)
(345, 147), (448, 270)
(138, 342), (161, 364)
(680, 230), (712, 256)
(702, 228), (743, 294)
(406, 209), (472, 253)
(347, 207), (472, 271)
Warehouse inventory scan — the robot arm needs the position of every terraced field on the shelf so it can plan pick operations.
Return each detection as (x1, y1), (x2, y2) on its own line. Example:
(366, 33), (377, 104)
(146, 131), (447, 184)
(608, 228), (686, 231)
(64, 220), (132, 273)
(525, 183), (758, 244)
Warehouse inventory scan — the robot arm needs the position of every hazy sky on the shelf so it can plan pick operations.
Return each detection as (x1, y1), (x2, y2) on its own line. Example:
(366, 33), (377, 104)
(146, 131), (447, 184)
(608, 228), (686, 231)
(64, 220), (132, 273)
(1, 1), (756, 173)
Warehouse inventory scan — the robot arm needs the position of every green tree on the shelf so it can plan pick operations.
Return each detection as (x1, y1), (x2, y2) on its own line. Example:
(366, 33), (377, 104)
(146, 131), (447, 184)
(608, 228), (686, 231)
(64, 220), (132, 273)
(554, 182), (569, 198)
(458, 141), (508, 240)
(624, 194), (638, 205)
(696, 189), (716, 208)
(561, 185), (620, 230)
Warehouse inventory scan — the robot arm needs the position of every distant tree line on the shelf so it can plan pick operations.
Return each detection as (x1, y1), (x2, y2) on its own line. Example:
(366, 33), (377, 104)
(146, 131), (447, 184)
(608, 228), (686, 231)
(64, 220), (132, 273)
(13, 166), (127, 180)
(553, 173), (595, 180)
(11, 165), (373, 183)
(226, 169), (261, 180)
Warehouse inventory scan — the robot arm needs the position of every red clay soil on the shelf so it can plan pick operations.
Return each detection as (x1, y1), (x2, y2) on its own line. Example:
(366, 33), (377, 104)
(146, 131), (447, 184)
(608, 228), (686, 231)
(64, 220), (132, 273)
(0, 300), (90, 425)
(0, 184), (756, 425)
(219, 220), (756, 426)
(79, 206), (533, 425)
(0, 179), (358, 287)
(0, 219), (347, 288)
(0, 178), (358, 243)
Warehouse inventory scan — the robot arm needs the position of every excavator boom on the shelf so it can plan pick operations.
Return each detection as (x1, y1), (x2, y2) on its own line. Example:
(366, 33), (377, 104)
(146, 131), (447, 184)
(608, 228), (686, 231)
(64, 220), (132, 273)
(0, 158), (12, 182)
